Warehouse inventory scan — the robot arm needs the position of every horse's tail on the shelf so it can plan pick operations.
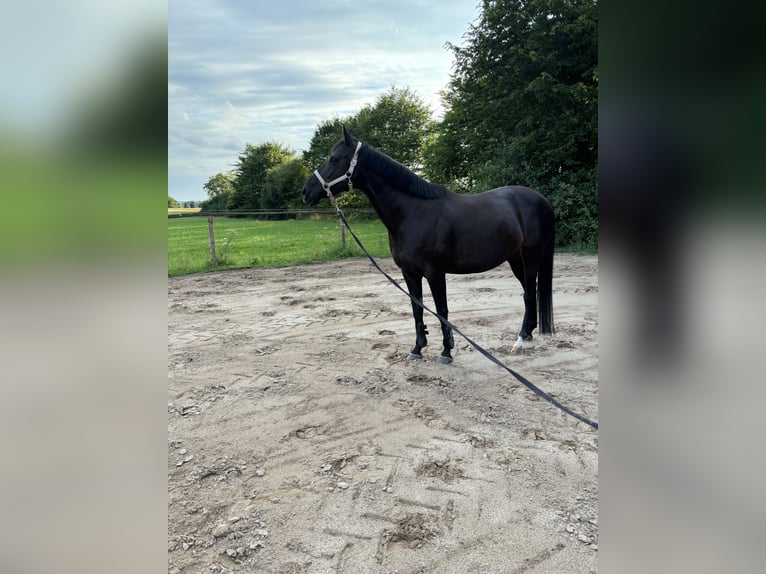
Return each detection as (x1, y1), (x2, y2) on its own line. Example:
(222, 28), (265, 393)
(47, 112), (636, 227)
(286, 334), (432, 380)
(538, 226), (555, 335)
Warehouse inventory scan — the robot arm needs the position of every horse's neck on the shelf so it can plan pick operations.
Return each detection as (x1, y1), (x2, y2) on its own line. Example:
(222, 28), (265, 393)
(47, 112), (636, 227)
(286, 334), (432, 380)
(360, 170), (415, 234)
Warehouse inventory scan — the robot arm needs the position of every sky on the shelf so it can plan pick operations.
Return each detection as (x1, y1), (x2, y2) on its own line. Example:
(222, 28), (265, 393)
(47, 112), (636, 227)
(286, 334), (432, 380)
(168, 0), (480, 202)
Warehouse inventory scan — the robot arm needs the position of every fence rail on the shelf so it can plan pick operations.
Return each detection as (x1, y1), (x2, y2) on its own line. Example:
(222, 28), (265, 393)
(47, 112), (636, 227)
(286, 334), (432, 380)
(168, 208), (376, 219)
(169, 209), (380, 264)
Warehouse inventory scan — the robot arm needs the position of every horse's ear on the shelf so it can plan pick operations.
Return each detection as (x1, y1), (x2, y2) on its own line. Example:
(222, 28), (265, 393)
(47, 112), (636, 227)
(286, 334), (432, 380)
(343, 125), (355, 144)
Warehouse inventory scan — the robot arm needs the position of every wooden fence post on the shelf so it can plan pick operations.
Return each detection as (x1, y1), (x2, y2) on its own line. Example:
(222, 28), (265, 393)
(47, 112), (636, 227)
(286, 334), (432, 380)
(208, 215), (217, 264)
(339, 214), (346, 249)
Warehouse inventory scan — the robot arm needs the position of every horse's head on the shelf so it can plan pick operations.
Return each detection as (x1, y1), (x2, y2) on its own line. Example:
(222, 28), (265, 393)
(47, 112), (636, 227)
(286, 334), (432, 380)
(302, 126), (363, 206)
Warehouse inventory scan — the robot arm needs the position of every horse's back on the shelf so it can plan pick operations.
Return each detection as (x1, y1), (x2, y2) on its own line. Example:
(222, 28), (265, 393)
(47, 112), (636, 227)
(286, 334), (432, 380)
(447, 185), (554, 251)
(449, 185), (553, 225)
(487, 185), (552, 211)
(490, 185), (553, 231)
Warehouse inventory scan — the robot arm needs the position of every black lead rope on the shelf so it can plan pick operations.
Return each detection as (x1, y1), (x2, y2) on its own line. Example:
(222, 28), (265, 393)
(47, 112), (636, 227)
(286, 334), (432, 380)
(336, 210), (598, 430)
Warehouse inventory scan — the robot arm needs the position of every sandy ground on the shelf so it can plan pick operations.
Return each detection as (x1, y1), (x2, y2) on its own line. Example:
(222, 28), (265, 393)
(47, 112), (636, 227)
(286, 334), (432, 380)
(168, 254), (598, 573)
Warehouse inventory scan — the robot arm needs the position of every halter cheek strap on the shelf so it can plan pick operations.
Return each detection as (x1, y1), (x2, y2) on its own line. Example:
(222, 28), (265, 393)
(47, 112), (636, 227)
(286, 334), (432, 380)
(313, 141), (362, 202)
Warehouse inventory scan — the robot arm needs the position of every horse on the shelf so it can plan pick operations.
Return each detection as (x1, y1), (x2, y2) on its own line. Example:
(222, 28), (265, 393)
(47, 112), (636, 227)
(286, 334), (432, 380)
(302, 127), (555, 363)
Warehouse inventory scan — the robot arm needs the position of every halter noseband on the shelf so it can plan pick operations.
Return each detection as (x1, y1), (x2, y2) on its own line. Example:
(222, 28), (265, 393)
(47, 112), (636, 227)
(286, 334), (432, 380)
(313, 141), (363, 203)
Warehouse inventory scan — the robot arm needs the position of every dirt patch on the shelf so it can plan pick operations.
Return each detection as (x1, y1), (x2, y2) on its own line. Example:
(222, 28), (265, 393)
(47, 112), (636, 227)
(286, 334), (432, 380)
(168, 254), (598, 573)
(415, 457), (465, 482)
(384, 512), (442, 549)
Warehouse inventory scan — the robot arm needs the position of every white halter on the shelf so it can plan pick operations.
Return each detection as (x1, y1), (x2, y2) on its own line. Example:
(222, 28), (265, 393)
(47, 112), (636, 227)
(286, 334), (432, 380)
(313, 141), (363, 202)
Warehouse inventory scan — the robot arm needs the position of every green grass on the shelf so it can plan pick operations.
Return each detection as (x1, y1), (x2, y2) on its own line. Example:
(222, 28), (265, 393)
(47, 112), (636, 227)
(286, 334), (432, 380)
(168, 207), (201, 215)
(168, 216), (391, 276)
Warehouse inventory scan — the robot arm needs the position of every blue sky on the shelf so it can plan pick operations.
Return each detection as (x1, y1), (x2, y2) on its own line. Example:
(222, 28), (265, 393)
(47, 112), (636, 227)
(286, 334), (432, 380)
(168, 0), (480, 201)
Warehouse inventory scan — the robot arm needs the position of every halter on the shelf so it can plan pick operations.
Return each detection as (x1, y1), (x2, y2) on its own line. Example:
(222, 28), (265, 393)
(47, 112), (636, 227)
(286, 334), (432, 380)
(313, 141), (363, 203)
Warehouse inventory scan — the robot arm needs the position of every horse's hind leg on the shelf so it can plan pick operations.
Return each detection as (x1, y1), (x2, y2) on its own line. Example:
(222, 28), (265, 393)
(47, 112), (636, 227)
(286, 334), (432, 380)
(509, 249), (540, 353)
(402, 270), (428, 360)
(426, 271), (454, 364)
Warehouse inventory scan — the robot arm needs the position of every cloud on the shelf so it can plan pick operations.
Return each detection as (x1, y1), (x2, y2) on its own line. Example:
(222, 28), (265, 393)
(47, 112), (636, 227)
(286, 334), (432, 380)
(168, 0), (478, 200)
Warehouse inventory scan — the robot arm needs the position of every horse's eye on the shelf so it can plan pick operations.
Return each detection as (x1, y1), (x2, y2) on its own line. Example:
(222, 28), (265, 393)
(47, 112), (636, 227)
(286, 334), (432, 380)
(330, 156), (339, 164)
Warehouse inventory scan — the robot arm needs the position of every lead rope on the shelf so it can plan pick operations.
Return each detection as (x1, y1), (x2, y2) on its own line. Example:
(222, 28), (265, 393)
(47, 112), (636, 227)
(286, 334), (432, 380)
(322, 177), (598, 430)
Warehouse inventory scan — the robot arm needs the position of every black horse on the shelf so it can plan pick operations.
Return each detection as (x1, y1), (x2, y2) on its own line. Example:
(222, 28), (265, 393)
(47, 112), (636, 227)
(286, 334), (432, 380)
(303, 127), (555, 363)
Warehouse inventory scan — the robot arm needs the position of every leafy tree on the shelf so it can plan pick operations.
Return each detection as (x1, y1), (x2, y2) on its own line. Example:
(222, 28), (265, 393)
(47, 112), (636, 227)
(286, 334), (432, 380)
(261, 158), (311, 216)
(352, 87), (435, 170)
(227, 142), (295, 211)
(546, 169), (597, 250)
(304, 87), (436, 210)
(428, 0), (597, 247)
(200, 171), (235, 211)
(168, 195), (180, 208)
(302, 117), (349, 172)
(421, 115), (472, 191)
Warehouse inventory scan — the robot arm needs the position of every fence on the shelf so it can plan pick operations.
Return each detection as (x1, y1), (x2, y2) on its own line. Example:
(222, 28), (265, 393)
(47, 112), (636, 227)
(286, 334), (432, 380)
(168, 209), (377, 264)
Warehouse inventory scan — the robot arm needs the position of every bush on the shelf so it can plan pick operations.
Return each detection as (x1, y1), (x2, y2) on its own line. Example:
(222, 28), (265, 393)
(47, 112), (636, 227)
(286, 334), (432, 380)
(544, 169), (598, 251)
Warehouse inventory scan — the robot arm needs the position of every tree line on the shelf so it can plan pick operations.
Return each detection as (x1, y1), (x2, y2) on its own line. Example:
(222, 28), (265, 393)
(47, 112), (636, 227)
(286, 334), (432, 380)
(169, 196), (201, 208)
(201, 0), (597, 249)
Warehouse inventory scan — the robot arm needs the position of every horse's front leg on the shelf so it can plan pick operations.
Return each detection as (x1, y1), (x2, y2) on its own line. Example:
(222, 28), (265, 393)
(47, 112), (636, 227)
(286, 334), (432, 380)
(426, 272), (454, 364)
(402, 271), (428, 360)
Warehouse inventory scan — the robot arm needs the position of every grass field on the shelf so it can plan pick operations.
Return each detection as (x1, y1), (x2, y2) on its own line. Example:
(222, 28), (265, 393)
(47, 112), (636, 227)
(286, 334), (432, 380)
(168, 216), (391, 276)
(168, 207), (202, 215)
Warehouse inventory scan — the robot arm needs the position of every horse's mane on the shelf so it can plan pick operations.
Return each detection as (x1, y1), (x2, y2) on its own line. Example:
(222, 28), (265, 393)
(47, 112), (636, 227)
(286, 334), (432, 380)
(363, 144), (445, 200)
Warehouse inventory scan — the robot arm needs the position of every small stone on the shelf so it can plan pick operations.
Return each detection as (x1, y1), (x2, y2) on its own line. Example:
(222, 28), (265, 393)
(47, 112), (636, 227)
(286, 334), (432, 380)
(178, 448), (187, 455)
(255, 529), (269, 537)
(578, 533), (591, 543)
(176, 461), (184, 467)
(590, 543), (598, 551)
(181, 542), (191, 550)
(184, 455), (194, 462)
(569, 513), (581, 522)
(337, 481), (350, 490)
(255, 469), (265, 477)
(565, 524), (575, 533)
(229, 516), (241, 523)
(226, 548), (237, 557)
(212, 523), (232, 538)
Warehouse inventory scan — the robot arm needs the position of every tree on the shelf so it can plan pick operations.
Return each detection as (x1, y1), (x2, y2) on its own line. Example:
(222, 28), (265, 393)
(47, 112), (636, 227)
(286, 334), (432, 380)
(200, 171), (235, 211)
(304, 87), (436, 210)
(168, 195), (180, 208)
(302, 117), (348, 172)
(352, 87), (435, 170)
(261, 158), (311, 216)
(429, 0), (597, 247)
(227, 142), (296, 211)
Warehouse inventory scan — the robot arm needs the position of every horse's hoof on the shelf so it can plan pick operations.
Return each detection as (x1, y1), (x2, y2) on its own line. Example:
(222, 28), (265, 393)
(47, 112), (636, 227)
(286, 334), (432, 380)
(407, 352), (423, 361)
(437, 355), (453, 364)
(511, 345), (524, 354)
